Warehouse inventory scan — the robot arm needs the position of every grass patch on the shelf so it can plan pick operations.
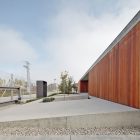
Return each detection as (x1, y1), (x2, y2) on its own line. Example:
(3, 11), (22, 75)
(42, 97), (55, 102)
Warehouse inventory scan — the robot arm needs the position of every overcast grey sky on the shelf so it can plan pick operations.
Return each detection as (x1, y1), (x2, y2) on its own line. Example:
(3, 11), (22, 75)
(0, 0), (140, 83)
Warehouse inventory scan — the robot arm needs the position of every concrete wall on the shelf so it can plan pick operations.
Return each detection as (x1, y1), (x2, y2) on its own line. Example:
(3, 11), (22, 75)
(0, 111), (140, 128)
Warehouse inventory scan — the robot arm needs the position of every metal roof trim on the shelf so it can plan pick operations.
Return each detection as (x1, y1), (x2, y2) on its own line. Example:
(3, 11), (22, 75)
(80, 10), (140, 81)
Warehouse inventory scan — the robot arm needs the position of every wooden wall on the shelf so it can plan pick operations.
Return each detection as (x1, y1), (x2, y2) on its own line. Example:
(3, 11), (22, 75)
(78, 80), (88, 93)
(88, 22), (140, 108)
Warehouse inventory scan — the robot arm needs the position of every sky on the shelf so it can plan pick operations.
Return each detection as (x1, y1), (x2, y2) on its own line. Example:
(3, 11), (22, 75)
(0, 0), (140, 84)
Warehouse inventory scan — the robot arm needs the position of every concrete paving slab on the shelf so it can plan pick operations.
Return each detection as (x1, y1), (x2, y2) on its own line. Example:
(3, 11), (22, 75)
(0, 95), (137, 122)
(52, 93), (88, 102)
(52, 93), (88, 98)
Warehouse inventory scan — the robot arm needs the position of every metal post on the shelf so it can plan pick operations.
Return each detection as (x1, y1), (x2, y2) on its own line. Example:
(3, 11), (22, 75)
(17, 87), (21, 100)
(63, 83), (65, 101)
(10, 74), (14, 101)
(23, 61), (31, 98)
(54, 78), (56, 91)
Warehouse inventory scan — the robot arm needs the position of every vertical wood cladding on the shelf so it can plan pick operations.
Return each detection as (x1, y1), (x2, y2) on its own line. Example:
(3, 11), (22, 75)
(89, 22), (140, 108)
(79, 80), (88, 93)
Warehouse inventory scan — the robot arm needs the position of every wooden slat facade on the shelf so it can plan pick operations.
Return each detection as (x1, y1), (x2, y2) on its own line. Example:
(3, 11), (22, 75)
(78, 80), (88, 93)
(88, 22), (140, 108)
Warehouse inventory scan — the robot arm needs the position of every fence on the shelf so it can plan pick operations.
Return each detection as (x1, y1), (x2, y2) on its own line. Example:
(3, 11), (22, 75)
(0, 71), (36, 103)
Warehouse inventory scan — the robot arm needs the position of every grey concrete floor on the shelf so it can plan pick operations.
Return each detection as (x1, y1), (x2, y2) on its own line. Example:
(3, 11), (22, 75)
(0, 93), (137, 122)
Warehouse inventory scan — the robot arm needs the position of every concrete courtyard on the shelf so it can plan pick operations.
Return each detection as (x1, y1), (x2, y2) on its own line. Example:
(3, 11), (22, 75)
(0, 93), (137, 122)
(0, 93), (140, 136)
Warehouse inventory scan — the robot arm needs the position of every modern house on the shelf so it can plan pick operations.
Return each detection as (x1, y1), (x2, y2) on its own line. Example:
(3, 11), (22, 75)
(78, 10), (140, 108)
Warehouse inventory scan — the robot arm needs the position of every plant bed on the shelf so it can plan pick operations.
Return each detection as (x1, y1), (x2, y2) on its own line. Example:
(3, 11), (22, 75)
(15, 100), (24, 104)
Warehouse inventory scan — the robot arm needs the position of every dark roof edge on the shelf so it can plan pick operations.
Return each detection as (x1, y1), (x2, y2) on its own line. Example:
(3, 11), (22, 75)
(80, 10), (140, 81)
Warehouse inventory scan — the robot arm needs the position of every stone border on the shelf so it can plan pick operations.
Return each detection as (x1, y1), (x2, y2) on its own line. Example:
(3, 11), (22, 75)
(0, 135), (140, 140)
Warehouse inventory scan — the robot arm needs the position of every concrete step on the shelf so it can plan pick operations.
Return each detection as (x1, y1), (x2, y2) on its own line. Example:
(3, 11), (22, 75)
(0, 111), (140, 128)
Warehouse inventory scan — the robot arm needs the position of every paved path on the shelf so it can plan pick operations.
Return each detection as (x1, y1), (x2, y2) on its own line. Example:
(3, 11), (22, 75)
(0, 93), (137, 122)
(52, 93), (88, 102)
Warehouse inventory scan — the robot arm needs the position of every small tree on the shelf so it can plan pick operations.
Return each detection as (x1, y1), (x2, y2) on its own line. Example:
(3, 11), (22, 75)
(58, 71), (73, 94)
(67, 76), (73, 94)
(72, 82), (78, 93)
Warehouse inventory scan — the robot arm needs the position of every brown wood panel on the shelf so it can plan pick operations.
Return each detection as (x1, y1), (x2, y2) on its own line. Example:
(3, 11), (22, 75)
(79, 80), (88, 93)
(88, 22), (140, 108)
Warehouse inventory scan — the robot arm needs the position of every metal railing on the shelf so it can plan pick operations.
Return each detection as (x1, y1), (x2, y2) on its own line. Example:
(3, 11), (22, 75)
(0, 86), (21, 101)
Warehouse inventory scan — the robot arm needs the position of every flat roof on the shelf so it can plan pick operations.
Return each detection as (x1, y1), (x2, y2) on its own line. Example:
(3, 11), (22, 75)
(80, 10), (140, 81)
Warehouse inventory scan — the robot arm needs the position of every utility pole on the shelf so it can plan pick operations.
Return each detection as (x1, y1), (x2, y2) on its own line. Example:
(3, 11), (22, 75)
(54, 78), (56, 91)
(10, 74), (14, 100)
(23, 61), (31, 98)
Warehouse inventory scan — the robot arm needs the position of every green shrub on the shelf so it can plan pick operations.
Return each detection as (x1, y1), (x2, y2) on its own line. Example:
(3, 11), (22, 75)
(15, 100), (21, 104)
(42, 97), (55, 102)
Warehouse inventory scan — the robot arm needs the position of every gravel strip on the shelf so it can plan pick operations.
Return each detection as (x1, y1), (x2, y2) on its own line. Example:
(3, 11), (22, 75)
(0, 127), (140, 136)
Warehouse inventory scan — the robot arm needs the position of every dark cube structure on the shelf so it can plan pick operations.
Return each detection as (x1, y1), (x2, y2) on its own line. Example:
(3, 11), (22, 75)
(36, 81), (47, 98)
